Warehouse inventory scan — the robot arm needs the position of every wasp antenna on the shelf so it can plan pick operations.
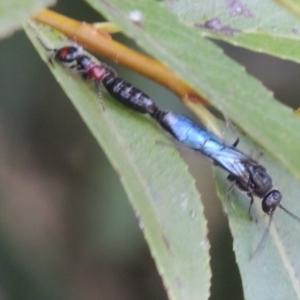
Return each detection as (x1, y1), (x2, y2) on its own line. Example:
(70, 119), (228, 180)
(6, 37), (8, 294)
(250, 214), (273, 260)
(36, 37), (57, 66)
(279, 204), (300, 223)
(36, 37), (55, 52)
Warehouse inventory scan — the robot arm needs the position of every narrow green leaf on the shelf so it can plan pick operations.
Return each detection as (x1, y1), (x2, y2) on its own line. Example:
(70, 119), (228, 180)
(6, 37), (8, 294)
(215, 128), (300, 300)
(86, 0), (300, 197)
(164, 0), (300, 63)
(0, 0), (55, 39)
(24, 22), (211, 300)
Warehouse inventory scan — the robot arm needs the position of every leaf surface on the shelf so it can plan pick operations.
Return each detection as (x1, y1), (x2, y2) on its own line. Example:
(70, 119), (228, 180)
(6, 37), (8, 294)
(0, 0), (55, 39)
(165, 0), (300, 63)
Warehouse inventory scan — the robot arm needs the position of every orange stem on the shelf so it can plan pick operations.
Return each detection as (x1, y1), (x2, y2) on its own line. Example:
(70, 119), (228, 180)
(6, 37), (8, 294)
(33, 9), (207, 104)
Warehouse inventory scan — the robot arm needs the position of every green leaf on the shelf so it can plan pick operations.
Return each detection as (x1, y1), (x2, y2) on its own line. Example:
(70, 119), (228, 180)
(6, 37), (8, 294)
(24, 22), (211, 300)
(215, 128), (300, 300)
(0, 0), (55, 39)
(164, 0), (300, 63)
(86, 0), (300, 204)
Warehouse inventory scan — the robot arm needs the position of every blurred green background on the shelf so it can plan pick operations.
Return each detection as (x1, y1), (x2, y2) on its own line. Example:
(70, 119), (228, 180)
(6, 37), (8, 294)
(0, 1), (299, 299)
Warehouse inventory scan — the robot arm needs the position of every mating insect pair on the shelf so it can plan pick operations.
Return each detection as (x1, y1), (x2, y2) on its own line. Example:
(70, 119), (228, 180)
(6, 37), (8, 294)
(39, 39), (300, 235)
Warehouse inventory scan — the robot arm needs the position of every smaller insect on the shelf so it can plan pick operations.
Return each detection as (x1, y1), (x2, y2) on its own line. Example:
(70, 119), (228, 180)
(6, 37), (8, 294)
(39, 40), (158, 115)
